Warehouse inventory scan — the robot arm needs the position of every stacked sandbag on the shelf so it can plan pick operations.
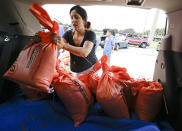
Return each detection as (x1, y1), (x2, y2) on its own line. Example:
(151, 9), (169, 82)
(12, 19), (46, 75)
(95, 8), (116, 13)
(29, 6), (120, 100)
(96, 55), (130, 119)
(58, 51), (70, 66)
(112, 77), (133, 110)
(3, 3), (59, 93)
(109, 65), (131, 81)
(53, 69), (93, 127)
(4, 32), (57, 93)
(78, 55), (106, 94)
(19, 83), (51, 101)
(109, 65), (134, 110)
(132, 80), (163, 121)
(108, 65), (163, 121)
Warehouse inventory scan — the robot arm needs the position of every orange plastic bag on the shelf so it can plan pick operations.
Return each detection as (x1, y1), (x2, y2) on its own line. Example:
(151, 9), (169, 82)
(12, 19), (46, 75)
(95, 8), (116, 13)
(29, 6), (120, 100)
(78, 55), (106, 94)
(53, 69), (93, 127)
(4, 32), (57, 93)
(131, 79), (149, 105)
(4, 3), (59, 93)
(108, 65), (127, 73)
(133, 80), (163, 121)
(96, 55), (130, 119)
(58, 51), (70, 66)
(19, 83), (51, 101)
(112, 77), (133, 110)
(29, 3), (59, 34)
(109, 65), (134, 109)
(109, 65), (131, 81)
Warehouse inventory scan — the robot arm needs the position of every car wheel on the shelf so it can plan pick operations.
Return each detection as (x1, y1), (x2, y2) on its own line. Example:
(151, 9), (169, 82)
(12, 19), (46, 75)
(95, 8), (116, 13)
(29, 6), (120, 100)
(140, 42), (147, 48)
(114, 43), (119, 50)
(125, 43), (128, 48)
(100, 45), (104, 48)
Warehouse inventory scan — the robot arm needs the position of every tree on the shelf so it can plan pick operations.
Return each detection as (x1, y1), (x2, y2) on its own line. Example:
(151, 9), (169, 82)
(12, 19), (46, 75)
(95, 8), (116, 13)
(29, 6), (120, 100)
(155, 28), (165, 37)
(143, 30), (150, 36)
(122, 28), (135, 34)
(113, 29), (119, 34)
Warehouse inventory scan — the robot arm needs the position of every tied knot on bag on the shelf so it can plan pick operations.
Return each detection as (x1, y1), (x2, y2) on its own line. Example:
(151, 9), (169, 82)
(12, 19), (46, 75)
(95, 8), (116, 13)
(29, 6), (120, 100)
(24, 31), (58, 57)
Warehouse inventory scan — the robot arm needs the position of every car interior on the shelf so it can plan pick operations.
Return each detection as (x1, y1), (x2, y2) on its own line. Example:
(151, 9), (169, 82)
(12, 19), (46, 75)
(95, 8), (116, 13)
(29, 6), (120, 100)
(0, 0), (182, 130)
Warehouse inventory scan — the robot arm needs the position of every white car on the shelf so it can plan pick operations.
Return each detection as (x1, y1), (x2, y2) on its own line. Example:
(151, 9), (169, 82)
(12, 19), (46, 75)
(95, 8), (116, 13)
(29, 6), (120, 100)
(114, 34), (128, 50)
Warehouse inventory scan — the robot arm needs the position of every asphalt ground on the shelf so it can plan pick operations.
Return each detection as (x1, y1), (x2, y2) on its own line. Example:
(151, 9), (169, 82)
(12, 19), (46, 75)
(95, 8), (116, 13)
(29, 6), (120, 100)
(96, 46), (158, 80)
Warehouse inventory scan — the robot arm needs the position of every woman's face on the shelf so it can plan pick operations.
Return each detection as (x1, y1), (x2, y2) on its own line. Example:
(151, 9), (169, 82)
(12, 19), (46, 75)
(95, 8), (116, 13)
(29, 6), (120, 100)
(70, 10), (85, 31)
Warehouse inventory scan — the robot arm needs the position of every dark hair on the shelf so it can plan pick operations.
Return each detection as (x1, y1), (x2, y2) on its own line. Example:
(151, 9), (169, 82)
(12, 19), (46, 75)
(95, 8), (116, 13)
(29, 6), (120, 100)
(87, 21), (91, 29)
(107, 29), (115, 36)
(70, 5), (91, 29)
(70, 5), (87, 20)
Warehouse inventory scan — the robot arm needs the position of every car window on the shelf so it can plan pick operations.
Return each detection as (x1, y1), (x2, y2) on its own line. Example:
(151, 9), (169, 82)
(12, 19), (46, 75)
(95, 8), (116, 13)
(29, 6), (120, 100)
(43, 4), (166, 80)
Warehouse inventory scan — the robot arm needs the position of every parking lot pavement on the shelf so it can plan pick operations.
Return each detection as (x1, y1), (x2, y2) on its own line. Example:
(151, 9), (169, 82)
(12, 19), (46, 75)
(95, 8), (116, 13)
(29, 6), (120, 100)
(96, 46), (158, 80)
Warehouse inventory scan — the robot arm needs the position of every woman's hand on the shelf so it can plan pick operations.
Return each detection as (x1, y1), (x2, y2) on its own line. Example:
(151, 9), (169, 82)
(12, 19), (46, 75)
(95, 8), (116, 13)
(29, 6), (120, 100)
(32, 33), (41, 43)
(52, 34), (65, 49)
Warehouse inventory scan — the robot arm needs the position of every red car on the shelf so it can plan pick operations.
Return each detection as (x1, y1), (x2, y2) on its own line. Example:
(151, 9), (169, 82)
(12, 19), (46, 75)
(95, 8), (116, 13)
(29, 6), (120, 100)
(127, 34), (150, 48)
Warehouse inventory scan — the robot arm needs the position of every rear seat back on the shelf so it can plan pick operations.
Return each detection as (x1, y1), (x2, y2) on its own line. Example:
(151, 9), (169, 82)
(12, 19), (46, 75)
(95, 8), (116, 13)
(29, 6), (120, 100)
(153, 35), (182, 130)
(0, 23), (32, 103)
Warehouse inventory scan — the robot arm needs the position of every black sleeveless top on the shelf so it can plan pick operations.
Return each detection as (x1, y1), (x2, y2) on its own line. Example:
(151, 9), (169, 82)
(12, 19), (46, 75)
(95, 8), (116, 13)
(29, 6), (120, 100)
(63, 30), (98, 73)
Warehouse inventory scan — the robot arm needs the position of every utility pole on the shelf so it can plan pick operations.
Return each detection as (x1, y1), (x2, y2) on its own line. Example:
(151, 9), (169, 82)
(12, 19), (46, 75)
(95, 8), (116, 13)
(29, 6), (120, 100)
(142, 10), (149, 33)
(148, 9), (160, 44)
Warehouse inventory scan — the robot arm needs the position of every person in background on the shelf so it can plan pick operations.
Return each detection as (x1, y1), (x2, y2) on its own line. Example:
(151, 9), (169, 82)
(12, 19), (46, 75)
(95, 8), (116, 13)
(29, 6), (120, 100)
(95, 37), (100, 53)
(103, 29), (115, 65)
(57, 25), (65, 56)
(52, 5), (98, 76)
(58, 25), (65, 37)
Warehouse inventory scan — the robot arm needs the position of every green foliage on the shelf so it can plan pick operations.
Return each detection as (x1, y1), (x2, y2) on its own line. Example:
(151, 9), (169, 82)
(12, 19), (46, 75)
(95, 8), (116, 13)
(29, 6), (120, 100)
(121, 28), (136, 34)
(150, 41), (159, 49)
(93, 27), (164, 39)
(155, 28), (165, 36)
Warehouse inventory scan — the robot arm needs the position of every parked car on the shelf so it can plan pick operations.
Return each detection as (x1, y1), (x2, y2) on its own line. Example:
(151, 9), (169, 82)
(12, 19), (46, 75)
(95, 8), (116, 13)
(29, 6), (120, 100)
(127, 34), (150, 48)
(99, 34), (128, 50)
(156, 41), (161, 51)
(114, 33), (128, 50)
(99, 35), (107, 48)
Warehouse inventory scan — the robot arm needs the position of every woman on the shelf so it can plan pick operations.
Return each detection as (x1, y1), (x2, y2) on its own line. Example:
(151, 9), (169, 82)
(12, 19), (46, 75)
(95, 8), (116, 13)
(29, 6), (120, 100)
(52, 5), (98, 76)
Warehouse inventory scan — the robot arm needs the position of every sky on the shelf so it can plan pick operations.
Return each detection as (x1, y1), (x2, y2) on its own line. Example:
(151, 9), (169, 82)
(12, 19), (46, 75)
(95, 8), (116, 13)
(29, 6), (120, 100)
(43, 4), (167, 33)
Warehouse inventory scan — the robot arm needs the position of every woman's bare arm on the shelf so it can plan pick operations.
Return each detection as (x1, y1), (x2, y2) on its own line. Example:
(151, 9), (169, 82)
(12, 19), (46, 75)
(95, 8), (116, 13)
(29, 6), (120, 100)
(53, 34), (94, 57)
(63, 38), (94, 57)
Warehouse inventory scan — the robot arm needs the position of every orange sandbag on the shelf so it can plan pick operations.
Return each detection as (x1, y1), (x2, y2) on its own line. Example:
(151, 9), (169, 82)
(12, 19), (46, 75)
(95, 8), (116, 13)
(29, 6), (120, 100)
(19, 83), (51, 101)
(96, 55), (130, 119)
(4, 3), (59, 93)
(63, 57), (70, 65)
(109, 65), (132, 81)
(134, 81), (163, 121)
(53, 69), (93, 127)
(78, 55), (106, 94)
(108, 65), (127, 73)
(59, 51), (70, 59)
(60, 51), (70, 66)
(4, 32), (57, 93)
(112, 77), (133, 110)
(29, 3), (59, 34)
(109, 65), (134, 109)
(113, 71), (131, 81)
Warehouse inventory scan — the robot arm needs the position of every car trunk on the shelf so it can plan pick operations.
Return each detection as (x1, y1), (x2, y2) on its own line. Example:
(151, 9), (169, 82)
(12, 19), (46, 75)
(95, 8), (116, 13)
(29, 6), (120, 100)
(0, 0), (182, 130)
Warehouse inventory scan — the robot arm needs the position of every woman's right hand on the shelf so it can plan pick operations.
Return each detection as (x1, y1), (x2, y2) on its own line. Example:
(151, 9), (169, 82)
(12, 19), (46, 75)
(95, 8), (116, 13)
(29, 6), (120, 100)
(52, 34), (65, 49)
